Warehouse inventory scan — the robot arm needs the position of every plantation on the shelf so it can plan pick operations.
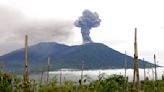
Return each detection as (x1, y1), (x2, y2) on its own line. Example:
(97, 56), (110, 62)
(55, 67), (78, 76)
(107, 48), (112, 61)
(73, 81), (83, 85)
(1, 70), (164, 92)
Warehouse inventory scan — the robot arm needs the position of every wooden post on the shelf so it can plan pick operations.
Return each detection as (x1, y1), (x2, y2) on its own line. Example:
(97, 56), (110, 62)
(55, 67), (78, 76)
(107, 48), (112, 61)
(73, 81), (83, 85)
(40, 68), (44, 84)
(126, 77), (129, 92)
(152, 69), (154, 80)
(143, 58), (146, 80)
(124, 51), (128, 92)
(154, 54), (160, 92)
(132, 28), (140, 91)
(60, 69), (62, 86)
(0, 61), (4, 71)
(154, 54), (157, 81)
(24, 35), (29, 82)
(47, 57), (50, 83)
(124, 51), (127, 78)
(152, 68), (156, 89)
(80, 61), (84, 85)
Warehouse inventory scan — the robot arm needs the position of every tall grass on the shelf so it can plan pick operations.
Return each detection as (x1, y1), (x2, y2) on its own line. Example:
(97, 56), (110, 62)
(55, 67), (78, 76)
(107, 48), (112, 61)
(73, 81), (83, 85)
(1, 70), (164, 92)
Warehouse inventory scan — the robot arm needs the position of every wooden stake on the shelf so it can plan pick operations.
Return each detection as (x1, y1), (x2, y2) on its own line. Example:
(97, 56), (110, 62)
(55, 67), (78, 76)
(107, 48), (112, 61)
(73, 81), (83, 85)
(154, 54), (157, 81)
(0, 61), (4, 71)
(154, 54), (160, 92)
(132, 28), (140, 91)
(60, 69), (62, 86)
(143, 58), (146, 80)
(47, 57), (50, 83)
(124, 51), (127, 78)
(124, 51), (128, 92)
(40, 68), (44, 84)
(24, 35), (29, 82)
(80, 61), (84, 85)
(152, 68), (154, 80)
(126, 77), (129, 92)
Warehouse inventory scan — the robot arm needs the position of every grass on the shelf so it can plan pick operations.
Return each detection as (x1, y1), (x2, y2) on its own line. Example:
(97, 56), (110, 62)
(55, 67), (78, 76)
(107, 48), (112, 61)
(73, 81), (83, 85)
(1, 70), (164, 92)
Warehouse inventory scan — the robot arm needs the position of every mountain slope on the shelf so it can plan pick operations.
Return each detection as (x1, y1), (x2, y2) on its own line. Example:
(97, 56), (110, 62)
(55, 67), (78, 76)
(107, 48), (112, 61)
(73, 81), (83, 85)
(0, 42), (154, 73)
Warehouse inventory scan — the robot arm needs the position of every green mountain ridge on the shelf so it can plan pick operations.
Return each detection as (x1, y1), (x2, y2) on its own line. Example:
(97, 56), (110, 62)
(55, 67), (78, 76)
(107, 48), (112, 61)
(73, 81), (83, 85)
(0, 42), (155, 74)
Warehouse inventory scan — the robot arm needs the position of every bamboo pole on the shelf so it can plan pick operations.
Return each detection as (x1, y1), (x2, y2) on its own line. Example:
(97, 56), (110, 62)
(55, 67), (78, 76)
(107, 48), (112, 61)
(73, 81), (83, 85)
(24, 35), (29, 83)
(152, 68), (154, 81)
(60, 69), (62, 86)
(80, 61), (84, 85)
(0, 61), (4, 71)
(126, 77), (129, 92)
(152, 68), (156, 89)
(132, 28), (140, 91)
(124, 51), (127, 78)
(154, 54), (157, 81)
(154, 54), (160, 92)
(143, 58), (146, 80)
(124, 51), (128, 92)
(47, 57), (50, 83)
(59, 68), (62, 92)
(40, 68), (44, 84)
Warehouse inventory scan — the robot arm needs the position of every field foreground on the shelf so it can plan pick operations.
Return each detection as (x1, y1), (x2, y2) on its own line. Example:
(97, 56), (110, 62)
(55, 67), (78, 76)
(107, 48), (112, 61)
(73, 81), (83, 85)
(1, 70), (164, 92)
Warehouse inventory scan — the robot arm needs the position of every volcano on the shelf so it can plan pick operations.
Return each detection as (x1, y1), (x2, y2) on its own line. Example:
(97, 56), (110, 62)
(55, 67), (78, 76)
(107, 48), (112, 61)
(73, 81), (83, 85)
(0, 42), (155, 74)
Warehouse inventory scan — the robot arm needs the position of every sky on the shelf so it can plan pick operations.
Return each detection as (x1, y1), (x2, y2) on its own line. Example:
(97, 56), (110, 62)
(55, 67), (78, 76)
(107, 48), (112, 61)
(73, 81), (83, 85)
(0, 0), (164, 66)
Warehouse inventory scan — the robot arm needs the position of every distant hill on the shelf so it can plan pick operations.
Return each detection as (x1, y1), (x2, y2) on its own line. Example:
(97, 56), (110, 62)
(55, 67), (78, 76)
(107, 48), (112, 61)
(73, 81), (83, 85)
(0, 42), (155, 74)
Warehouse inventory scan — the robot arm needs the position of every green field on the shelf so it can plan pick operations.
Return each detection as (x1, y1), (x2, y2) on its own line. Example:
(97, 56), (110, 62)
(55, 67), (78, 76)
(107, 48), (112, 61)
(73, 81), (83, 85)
(1, 70), (164, 92)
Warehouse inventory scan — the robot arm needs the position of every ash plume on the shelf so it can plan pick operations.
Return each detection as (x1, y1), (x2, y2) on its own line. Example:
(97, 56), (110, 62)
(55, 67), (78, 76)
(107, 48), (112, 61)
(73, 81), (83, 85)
(74, 9), (101, 44)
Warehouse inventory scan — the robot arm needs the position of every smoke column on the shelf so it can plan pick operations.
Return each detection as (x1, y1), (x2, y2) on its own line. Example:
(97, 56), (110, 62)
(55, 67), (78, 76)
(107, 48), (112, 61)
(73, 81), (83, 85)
(74, 9), (101, 44)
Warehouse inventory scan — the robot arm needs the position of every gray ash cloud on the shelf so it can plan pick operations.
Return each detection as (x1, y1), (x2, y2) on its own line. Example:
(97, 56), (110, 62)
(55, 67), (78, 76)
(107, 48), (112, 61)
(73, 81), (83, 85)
(74, 9), (101, 44)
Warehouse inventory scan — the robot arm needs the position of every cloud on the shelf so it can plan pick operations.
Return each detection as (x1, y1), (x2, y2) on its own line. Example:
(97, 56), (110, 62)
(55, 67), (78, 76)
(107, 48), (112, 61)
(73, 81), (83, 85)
(0, 5), (74, 55)
(7, 19), (73, 43)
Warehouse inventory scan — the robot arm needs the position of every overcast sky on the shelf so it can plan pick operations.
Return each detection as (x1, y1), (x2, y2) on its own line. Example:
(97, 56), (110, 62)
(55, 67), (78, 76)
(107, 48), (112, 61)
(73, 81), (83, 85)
(0, 0), (164, 66)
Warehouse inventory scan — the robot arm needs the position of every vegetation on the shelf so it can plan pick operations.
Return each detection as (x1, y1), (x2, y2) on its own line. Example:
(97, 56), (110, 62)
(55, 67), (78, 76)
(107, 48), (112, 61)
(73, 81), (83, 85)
(1, 70), (164, 92)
